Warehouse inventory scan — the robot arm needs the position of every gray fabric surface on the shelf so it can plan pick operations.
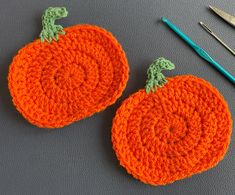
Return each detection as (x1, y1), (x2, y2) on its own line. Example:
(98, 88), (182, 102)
(0, 0), (234, 194)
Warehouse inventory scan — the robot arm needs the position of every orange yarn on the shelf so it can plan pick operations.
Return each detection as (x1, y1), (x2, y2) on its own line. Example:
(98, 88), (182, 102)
(112, 75), (232, 185)
(8, 25), (129, 128)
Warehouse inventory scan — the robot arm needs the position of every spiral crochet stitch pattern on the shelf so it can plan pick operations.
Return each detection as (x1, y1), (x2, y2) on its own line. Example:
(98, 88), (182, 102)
(112, 58), (232, 185)
(8, 7), (129, 128)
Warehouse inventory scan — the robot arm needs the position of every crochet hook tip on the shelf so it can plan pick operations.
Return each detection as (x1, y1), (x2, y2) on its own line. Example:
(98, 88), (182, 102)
(161, 17), (168, 23)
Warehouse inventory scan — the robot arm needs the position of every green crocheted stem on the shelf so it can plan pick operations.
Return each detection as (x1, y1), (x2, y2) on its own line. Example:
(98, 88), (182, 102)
(145, 57), (175, 94)
(40, 7), (68, 43)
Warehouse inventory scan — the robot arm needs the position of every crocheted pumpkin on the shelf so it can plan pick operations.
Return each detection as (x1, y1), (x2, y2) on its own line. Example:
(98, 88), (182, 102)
(112, 58), (232, 185)
(8, 7), (129, 128)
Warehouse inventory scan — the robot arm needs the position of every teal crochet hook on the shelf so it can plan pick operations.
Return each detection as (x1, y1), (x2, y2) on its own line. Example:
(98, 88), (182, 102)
(161, 17), (235, 85)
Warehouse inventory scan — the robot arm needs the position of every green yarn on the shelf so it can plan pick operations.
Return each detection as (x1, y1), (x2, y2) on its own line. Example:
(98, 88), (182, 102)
(145, 57), (175, 94)
(40, 7), (68, 43)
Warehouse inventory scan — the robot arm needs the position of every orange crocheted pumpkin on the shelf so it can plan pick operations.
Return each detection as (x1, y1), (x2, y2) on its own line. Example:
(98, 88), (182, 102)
(112, 58), (232, 185)
(8, 7), (129, 128)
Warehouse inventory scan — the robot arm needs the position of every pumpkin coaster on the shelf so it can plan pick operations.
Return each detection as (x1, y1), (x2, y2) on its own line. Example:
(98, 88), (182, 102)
(112, 58), (232, 185)
(8, 7), (129, 128)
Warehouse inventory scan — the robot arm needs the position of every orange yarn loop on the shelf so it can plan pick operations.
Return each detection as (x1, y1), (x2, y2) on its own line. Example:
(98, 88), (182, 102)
(112, 75), (232, 185)
(8, 25), (129, 128)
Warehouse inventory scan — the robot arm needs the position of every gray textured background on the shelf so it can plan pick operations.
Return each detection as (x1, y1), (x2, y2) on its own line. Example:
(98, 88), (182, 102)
(0, 0), (234, 194)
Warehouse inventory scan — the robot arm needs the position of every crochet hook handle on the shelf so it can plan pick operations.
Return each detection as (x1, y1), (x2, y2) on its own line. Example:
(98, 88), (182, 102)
(161, 17), (235, 85)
